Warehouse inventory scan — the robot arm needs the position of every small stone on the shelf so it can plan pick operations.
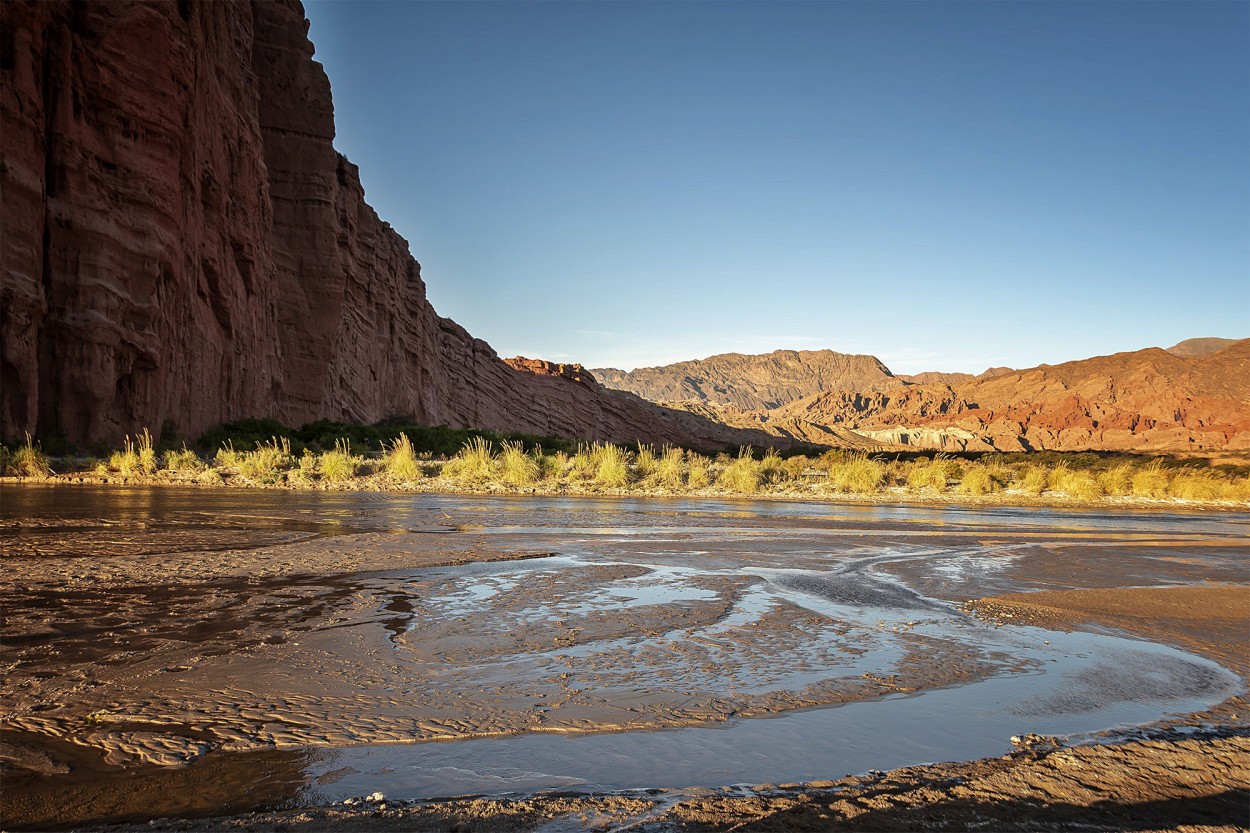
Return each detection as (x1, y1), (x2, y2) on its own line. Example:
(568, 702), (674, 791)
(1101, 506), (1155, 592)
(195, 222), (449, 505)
(368, 792), (385, 802)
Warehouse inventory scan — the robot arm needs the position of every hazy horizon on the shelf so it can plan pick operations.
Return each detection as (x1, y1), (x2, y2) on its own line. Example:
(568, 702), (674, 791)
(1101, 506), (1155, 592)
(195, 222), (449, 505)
(306, 1), (1248, 375)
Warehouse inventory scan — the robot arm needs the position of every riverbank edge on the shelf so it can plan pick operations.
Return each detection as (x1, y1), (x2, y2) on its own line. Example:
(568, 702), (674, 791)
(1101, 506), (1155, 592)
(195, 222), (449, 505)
(3, 471), (1248, 513)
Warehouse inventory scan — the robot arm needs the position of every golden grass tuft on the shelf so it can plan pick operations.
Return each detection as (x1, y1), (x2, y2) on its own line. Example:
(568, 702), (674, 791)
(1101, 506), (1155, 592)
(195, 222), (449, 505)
(161, 446), (203, 473)
(318, 439), (361, 483)
(956, 463), (1001, 496)
(1168, 471), (1223, 502)
(828, 453), (885, 494)
(1097, 463), (1135, 496)
(687, 452), (712, 489)
(1047, 465), (1103, 500)
(443, 437), (496, 483)
(499, 440), (539, 486)
(717, 447), (761, 494)
(237, 437), (293, 480)
(906, 459), (949, 493)
(383, 433), (422, 481)
(1015, 465), (1049, 496)
(588, 443), (631, 488)
(4, 434), (52, 477)
(634, 444), (658, 481)
(1131, 464), (1170, 498)
(652, 446), (686, 490)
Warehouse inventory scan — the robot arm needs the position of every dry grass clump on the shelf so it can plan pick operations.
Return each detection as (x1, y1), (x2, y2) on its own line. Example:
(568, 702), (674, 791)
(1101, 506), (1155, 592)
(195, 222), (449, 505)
(236, 437), (293, 480)
(586, 443), (631, 488)
(383, 433), (422, 482)
(1168, 471), (1224, 502)
(161, 446), (202, 473)
(906, 458), (950, 493)
(956, 463), (1002, 496)
(1047, 465), (1103, 500)
(499, 440), (540, 486)
(1096, 463), (1135, 496)
(443, 437), (496, 483)
(3, 434), (52, 477)
(110, 429), (158, 476)
(1015, 465), (1050, 495)
(319, 439), (362, 482)
(294, 448), (319, 481)
(539, 450), (568, 480)
(634, 444), (658, 481)
(760, 449), (789, 485)
(651, 446), (687, 490)
(687, 453), (712, 489)
(828, 453), (885, 494)
(718, 447), (761, 494)
(1131, 464), (1171, 498)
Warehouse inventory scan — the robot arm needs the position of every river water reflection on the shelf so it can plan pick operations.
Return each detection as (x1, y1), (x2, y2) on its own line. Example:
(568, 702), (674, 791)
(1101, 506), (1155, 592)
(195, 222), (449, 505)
(2, 485), (1246, 827)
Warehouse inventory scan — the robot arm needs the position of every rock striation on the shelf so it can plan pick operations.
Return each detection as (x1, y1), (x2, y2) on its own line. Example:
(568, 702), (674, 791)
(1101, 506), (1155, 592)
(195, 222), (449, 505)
(0, 0), (774, 449)
(592, 349), (897, 411)
(773, 340), (1250, 452)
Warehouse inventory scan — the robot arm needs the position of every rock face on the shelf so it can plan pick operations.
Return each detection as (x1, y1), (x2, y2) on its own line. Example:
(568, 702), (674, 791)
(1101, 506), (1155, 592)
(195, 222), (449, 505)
(592, 349), (897, 411)
(1164, 337), (1241, 359)
(504, 357), (597, 386)
(0, 0), (768, 449)
(774, 340), (1250, 452)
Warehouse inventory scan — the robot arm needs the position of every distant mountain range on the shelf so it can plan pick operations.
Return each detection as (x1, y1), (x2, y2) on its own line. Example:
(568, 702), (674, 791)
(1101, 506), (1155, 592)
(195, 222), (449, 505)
(592, 338), (1250, 453)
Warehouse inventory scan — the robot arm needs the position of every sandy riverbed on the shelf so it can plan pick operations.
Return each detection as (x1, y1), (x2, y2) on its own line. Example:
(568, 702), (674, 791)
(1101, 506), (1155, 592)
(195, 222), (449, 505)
(2, 486), (1246, 831)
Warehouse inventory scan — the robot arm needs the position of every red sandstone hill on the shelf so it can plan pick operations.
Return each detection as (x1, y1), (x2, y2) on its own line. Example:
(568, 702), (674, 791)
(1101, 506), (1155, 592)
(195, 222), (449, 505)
(0, 0), (798, 451)
(772, 340), (1250, 452)
(592, 350), (897, 411)
(1164, 337), (1242, 358)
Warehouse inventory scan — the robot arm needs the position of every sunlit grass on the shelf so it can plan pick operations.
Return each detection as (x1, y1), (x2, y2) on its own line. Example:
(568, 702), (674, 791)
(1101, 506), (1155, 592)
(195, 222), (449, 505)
(499, 440), (540, 486)
(1015, 466), (1049, 496)
(319, 439), (361, 483)
(652, 446), (686, 490)
(1047, 465), (1103, 500)
(828, 453), (885, 494)
(955, 463), (1003, 496)
(717, 447), (761, 494)
(161, 446), (202, 473)
(443, 437), (496, 483)
(236, 437), (293, 480)
(1131, 464), (1170, 498)
(383, 432), (422, 481)
(3, 434), (52, 477)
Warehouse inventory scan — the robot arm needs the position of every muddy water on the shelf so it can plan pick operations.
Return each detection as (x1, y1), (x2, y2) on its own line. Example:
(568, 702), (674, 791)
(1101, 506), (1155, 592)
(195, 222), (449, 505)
(1, 485), (1247, 828)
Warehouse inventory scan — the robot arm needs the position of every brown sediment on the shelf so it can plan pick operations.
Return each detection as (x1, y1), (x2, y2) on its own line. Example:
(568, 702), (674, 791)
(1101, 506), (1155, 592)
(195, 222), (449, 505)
(3, 490), (1248, 831)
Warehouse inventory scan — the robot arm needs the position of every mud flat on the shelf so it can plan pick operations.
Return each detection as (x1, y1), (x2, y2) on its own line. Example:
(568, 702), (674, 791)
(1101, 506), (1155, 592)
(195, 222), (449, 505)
(1, 485), (1247, 831)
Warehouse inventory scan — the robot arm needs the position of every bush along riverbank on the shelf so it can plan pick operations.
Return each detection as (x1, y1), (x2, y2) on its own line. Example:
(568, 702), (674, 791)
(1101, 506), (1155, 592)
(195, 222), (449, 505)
(4, 427), (1249, 509)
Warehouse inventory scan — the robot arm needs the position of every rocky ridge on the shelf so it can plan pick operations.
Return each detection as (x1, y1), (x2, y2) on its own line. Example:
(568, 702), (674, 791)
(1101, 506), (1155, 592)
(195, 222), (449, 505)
(592, 349), (897, 411)
(0, 0), (787, 450)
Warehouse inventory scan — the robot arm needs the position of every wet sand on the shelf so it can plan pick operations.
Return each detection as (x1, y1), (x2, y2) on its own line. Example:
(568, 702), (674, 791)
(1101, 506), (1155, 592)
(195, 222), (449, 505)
(2, 486), (1247, 831)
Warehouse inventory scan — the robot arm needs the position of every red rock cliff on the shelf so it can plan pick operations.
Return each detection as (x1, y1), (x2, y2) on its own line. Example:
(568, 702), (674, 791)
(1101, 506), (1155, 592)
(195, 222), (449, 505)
(1, 0), (755, 448)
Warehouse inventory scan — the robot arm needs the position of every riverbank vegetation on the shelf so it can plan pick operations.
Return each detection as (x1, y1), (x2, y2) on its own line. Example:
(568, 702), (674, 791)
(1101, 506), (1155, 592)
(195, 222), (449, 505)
(3, 422), (1249, 506)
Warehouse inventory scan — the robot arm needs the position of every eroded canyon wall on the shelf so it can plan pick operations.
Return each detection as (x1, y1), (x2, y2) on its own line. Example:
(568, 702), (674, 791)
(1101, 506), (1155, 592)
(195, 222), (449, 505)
(0, 0), (729, 448)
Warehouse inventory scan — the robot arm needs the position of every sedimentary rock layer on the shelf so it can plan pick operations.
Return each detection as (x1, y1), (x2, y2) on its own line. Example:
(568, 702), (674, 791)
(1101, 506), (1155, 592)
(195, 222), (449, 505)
(592, 349), (898, 411)
(0, 0), (753, 448)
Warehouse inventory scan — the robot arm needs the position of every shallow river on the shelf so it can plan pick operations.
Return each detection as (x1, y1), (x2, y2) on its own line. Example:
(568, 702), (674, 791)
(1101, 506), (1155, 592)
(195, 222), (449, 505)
(1, 486), (1246, 827)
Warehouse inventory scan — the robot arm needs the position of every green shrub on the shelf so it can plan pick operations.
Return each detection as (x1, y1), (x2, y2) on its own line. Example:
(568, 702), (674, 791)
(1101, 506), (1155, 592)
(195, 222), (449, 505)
(319, 439), (361, 483)
(718, 447), (761, 494)
(499, 440), (539, 486)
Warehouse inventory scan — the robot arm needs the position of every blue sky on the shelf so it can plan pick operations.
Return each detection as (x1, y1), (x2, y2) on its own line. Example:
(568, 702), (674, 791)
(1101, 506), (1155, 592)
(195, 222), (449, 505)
(305, 1), (1248, 374)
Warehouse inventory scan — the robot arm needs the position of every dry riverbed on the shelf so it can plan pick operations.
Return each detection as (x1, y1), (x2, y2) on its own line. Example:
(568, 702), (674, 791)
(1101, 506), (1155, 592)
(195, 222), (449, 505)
(1, 485), (1247, 831)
